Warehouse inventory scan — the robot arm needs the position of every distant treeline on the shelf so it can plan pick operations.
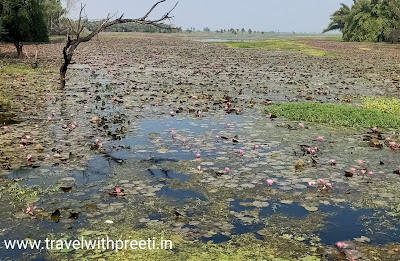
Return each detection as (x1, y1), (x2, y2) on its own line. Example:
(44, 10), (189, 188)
(324, 0), (400, 42)
(84, 20), (181, 33)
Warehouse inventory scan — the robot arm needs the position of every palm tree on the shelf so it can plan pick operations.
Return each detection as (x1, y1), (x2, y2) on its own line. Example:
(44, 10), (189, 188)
(322, 3), (351, 33)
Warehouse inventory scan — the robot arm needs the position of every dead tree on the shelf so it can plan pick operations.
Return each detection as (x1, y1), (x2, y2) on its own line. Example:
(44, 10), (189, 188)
(60, 0), (178, 89)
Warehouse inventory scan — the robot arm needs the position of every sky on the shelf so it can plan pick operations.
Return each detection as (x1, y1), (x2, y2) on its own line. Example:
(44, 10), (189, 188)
(69, 0), (354, 33)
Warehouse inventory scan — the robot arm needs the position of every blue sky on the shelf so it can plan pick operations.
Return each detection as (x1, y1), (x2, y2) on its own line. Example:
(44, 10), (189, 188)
(70, 0), (354, 33)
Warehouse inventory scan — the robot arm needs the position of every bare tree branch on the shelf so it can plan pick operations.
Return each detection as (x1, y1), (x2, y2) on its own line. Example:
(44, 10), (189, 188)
(141, 0), (166, 20)
(76, 3), (86, 40)
(60, 0), (179, 89)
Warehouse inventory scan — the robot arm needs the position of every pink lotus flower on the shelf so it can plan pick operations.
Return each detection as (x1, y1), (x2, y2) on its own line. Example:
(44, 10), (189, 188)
(358, 160), (364, 165)
(336, 242), (344, 249)
(330, 159), (336, 165)
(390, 142), (396, 147)
(371, 127), (378, 132)
(95, 139), (99, 143)
(26, 155), (32, 161)
(98, 143), (103, 147)
(3, 126), (8, 131)
(170, 111), (174, 116)
(369, 171), (373, 175)
(293, 98), (297, 101)
(196, 153), (201, 158)
(19, 144), (24, 148)
(325, 183), (332, 188)
(115, 187), (122, 193)
(227, 123), (231, 127)
(46, 154), (50, 159)
(361, 169), (367, 174)
(308, 181), (316, 187)
(51, 96), (55, 100)
(298, 123), (304, 128)
(350, 168), (356, 172)
(197, 165), (201, 171)
(386, 137), (391, 141)
(71, 124), (76, 129)
(26, 207), (33, 215)
(198, 110), (202, 116)
(225, 167), (230, 172)
(182, 138), (187, 143)
(47, 116), (52, 120)
(171, 130), (176, 135)
(254, 145), (259, 149)
(319, 179), (325, 183)
(239, 149), (244, 155)
(316, 136), (324, 141)
(267, 179), (274, 185)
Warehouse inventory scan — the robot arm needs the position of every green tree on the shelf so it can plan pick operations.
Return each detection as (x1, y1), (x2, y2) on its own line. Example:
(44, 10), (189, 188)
(30, 0), (49, 42)
(40, 0), (65, 35)
(203, 27), (210, 32)
(385, 0), (400, 42)
(2, 0), (48, 56)
(324, 0), (400, 42)
(344, 0), (389, 42)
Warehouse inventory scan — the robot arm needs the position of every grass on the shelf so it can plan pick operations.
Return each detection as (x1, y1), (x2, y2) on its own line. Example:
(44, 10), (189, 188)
(0, 63), (57, 110)
(266, 102), (400, 128)
(222, 39), (335, 57)
(0, 63), (55, 74)
(176, 31), (343, 42)
(362, 96), (400, 115)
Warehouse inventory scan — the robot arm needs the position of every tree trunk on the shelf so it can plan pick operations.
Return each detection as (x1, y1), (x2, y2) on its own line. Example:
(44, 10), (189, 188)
(60, 37), (74, 89)
(14, 42), (23, 57)
(59, 60), (69, 89)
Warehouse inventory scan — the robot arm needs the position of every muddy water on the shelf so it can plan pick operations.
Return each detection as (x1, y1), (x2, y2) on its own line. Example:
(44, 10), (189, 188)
(1, 113), (400, 260)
